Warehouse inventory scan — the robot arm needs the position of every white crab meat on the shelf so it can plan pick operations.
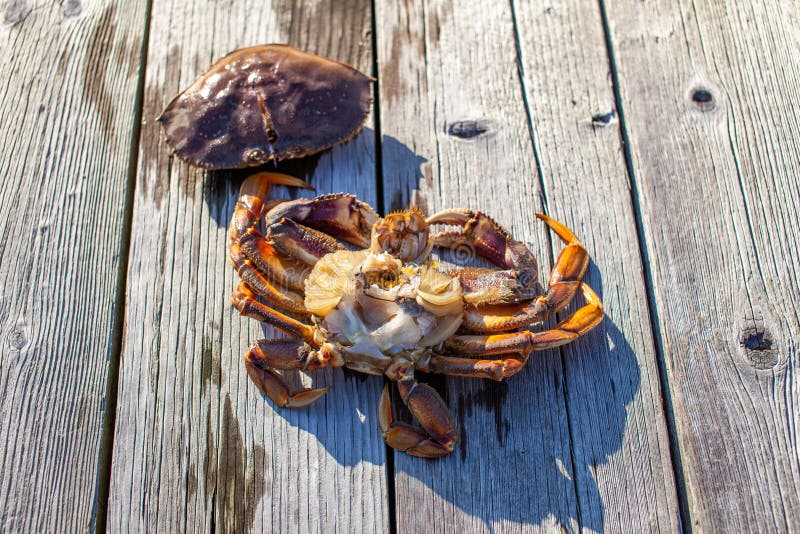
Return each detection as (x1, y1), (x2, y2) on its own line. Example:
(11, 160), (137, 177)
(304, 250), (464, 368)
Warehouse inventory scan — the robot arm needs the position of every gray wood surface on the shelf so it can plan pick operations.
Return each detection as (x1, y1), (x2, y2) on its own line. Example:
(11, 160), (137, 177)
(2, 0), (798, 532)
(106, 1), (388, 532)
(375, 0), (679, 531)
(0, 2), (146, 531)
(605, 0), (800, 530)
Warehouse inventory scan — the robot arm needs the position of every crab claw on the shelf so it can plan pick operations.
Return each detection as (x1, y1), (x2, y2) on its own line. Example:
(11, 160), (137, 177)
(244, 343), (330, 408)
(378, 381), (458, 458)
(427, 208), (539, 303)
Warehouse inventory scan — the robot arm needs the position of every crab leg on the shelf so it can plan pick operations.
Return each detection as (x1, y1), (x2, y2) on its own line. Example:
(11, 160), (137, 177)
(428, 285), (602, 382)
(451, 284), (604, 353)
(424, 354), (526, 381)
(462, 214), (591, 333)
(244, 339), (336, 408)
(228, 171), (313, 260)
(237, 228), (309, 291)
(232, 282), (318, 345)
(378, 379), (459, 458)
(228, 172), (315, 312)
(234, 259), (307, 315)
(427, 209), (539, 303)
(444, 331), (536, 356)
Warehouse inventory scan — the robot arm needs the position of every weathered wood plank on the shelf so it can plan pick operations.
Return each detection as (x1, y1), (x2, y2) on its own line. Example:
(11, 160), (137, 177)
(378, 5), (574, 530)
(0, 1), (147, 531)
(511, 1), (682, 531)
(377, 1), (679, 532)
(107, 1), (389, 532)
(605, 0), (800, 530)
(376, 0), (680, 531)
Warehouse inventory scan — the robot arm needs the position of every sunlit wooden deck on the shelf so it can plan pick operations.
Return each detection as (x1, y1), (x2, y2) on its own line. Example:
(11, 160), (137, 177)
(1, 0), (798, 532)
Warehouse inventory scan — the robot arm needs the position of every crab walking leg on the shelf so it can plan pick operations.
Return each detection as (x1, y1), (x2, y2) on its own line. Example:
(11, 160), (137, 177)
(232, 282), (318, 345)
(424, 354), (526, 381)
(453, 284), (604, 354)
(237, 228), (310, 291)
(444, 331), (536, 356)
(462, 213), (591, 333)
(427, 208), (540, 303)
(233, 257), (307, 315)
(228, 172), (314, 313)
(244, 339), (341, 408)
(378, 379), (459, 458)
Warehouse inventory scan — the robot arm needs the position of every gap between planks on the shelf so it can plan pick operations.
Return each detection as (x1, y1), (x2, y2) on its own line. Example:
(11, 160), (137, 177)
(92, 0), (154, 531)
(368, 2), (400, 533)
(595, 0), (692, 530)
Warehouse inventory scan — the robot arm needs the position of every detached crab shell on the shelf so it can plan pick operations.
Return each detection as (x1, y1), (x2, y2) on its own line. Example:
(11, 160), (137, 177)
(158, 44), (373, 169)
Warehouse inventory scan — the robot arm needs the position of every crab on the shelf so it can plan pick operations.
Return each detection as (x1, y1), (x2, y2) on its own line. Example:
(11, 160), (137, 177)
(158, 44), (372, 169)
(228, 173), (604, 457)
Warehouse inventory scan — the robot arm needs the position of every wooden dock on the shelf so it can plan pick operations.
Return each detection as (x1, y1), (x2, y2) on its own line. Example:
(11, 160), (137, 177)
(1, 0), (798, 531)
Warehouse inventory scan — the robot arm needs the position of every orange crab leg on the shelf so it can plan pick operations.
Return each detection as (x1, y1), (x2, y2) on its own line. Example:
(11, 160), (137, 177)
(232, 282), (317, 345)
(227, 172), (313, 252)
(243, 339), (341, 408)
(444, 331), (536, 356)
(237, 228), (310, 292)
(233, 258), (307, 315)
(378, 379), (459, 458)
(462, 214), (591, 333)
(228, 172), (314, 313)
(447, 284), (603, 357)
(424, 354), (526, 381)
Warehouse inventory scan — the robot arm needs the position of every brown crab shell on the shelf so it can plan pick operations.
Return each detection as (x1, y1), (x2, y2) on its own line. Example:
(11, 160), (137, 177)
(158, 44), (373, 169)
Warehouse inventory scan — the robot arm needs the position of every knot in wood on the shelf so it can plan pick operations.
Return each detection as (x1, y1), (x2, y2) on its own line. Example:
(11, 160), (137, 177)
(446, 120), (490, 139)
(7, 328), (28, 351)
(591, 110), (616, 128)
(690, 87), (716, 112)
(739, 320), (777, 370)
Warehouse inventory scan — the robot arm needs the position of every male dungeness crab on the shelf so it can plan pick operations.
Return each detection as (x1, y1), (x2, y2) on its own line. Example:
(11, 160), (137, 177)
(228, 173), (604, 458)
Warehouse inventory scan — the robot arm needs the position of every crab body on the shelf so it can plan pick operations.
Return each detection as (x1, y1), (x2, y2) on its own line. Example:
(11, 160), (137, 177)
(229, 173), (604, 457)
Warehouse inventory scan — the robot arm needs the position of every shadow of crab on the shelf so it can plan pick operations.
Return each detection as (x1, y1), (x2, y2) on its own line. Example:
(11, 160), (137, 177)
(199, 132), (639, 532)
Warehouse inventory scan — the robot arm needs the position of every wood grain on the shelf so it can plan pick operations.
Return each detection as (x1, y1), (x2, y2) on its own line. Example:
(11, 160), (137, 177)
(605, 0), (800, 530)
(376, 0), (679, 531)
(511, 1), (681, 531)
(0, 1), (147, 531)
(107, 0), (389, 532)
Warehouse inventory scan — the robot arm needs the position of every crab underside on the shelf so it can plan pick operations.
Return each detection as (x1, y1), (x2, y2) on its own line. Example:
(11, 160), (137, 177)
(228, 173), (604, 458)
